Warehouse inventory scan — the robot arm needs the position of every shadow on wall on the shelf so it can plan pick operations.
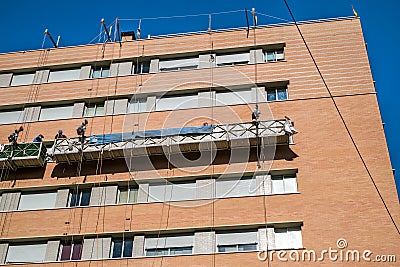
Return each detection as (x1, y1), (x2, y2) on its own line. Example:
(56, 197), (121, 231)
(50, 145), (298, 179)
(0, 166), (46, 182)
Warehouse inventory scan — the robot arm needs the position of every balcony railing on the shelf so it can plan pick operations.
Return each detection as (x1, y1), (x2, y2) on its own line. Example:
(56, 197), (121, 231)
(49, 119), (296, 164)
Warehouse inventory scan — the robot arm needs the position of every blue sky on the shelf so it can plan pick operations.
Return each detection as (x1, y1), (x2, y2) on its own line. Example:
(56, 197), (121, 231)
(1, 0), (399, 200)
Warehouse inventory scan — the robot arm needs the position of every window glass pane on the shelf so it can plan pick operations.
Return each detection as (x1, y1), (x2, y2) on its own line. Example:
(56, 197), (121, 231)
(128, 99), (147, 113)
(277, 88), (288, 100)
(284, 176), (297, 193)
(85, 107), (95, 117)
(6, 243), (47, 263)
(276, 49), (285, 60)
(118, 189), (128, 204)
(60, 244), (72, 261)
(69, 192), (79, 207)
(288, 227), (302, 248)
(218, 245), (236, 253)
(238, 244), (257, 251)
(80, 190), (91, 206)
(272, 176), (285, 194)
(48, 69), (81, 82)
(123, 239), (133, 257)
(18, 191), (57, 211)
(266, 51), (275, 62)
(92, 69), (101, 78)
(102, 68), (110, 77)
(112, 240), (123, 258)
(274, 228), (288, 249)
(128, 188), (138, 203)
(266, 90), (277, 101)
(170, 183), (196, 201)
(95, 105), (105, 116)
(39, 105), (74, 121)
(146, 248), (168, 256)
(0, 110), (22, 125)
(169, 247), (192, 255)
(71, 243), (82, 260)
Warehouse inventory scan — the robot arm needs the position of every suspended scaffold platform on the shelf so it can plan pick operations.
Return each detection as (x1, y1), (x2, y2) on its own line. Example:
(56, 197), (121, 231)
(0, 142), (47, 171)
(49, 118), (297, 164)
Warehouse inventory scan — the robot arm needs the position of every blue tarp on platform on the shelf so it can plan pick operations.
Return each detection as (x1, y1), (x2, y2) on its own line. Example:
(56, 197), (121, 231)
(89, 125), (215, 145)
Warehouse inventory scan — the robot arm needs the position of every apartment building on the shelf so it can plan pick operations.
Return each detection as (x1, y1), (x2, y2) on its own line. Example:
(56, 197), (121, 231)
(0, 16), (398, 266)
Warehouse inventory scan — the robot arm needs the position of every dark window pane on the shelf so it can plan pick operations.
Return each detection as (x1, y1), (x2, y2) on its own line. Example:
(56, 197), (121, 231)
(267, 90), (277, 101)
(142, 62), (150, 73)
(238, 244), (257, 251)
(277, 89), (287, 100)
(80, 190), (91, 206)
(69, 192), (79, 207)
(71, 243), (82, 260)
(218, 245), (236, 252)
(112, 240), (123, 258)
(267, 51), (275, 62)
(123, 239), (133, 257)
(170, 247), (192, 255)
(60, 244), (72, 261)
(146, 249), (156, 256)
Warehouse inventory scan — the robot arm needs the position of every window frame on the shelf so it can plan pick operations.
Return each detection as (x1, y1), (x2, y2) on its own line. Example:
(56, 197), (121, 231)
(265, 49), (285, 62)
(271, 174), (298, 194)
(216, 230), (259, 253)
(68, 188), (91, 207)
(266, 87), (288, 102)
(111, 238), (134, 258)
(91, 66), (110, 78)
(58, 240), (83, 261)
(134, 61), (150, 74)
(117, 186), (138, 204)
(84, 102), (105, 117)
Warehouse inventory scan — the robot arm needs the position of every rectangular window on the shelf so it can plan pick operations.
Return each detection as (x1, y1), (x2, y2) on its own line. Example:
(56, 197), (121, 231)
(59, 241), (83, 261)
(216, 230), (258, 253)
(128, 98), (147, 113)
(18, 191), (57, 211)
(11, 73), (35, 86)
(84, 103), (105, 117)
(155, 94), (198, 111)
(148, 181), (196, 202)
(0, 110), (22, 125)
(216, 177), (257, 198)
(274, 227), (302, 249)
(134, 61), (150, 74)
(39, 105), (74, 121)
(145, 235), (193, 256)
(216, 52), (250, 66)
(215, 89), (252, 106)
(266, 87), (288, 102)
(92, 66), (110, 78)
(265, 49), (285, 62)
(118, 187), (138, 204)
(6, 243), (47, 263)
(69, 189), (91, 207)
(48, 68), (81, 83)
(159, 57), (199, 72)
(271, 174), (298, 194)
(111, 238), (133, 258)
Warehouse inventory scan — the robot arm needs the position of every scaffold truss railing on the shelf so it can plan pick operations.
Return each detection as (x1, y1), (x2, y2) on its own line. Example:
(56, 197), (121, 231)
(49, 119), (296, 164)
(0, 142), (47, 171)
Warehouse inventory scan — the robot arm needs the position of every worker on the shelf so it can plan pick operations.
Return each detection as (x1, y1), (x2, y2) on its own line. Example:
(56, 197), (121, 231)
(8, 126), (23, 146)
(252, 108), (260, 125)
(55, 130), (67, 139)
(77, 119), (88, 143)
(33, 134), (44, 142)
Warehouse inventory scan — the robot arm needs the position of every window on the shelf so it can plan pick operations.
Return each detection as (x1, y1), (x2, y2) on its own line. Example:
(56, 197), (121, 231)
(265, 49), (284, 62)
(266, 87), (288, 101)
(118, 187), (138, 204)
(0, 110), (22, 125)
(69, 189), (91, 207)
(39, 105), (74, 121)
(155, 94), (197, 111)
(84, 103), (105, 117)
(6, 243), (47, 263)
(11, 73), (35, 86)
(59, 241), (83, 261)
(111, 238), (133, 258)
(145, 235), (193, 256)
(134, 61), (150, 74)
(48, 68), (81, 82)
(216, 230), (258, 253)
(92, 66), (110, 78)
(271, 174), (298, 194)
(216, 52), (250, 66)
(274, 227), (302, 249)
(159, 57), (198, 72)
(215, 89), (252, 106)
(128, 98), (147, 113)
(18, 191), (57, 211)
(216, 177), (257, 198)
(148, 181), (196, 202)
